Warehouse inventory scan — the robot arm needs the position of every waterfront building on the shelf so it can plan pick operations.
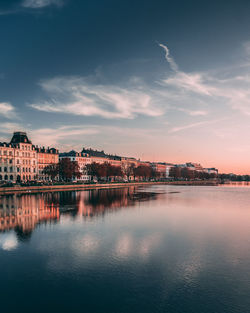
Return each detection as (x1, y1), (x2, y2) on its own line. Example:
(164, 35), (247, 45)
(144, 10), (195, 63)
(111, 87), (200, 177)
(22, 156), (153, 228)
(165, 163), (175, 178)
(204, 168), (218, 176)
(151, 163), (167, 178)
(59, 151), (91, 181)
(36, 147), (59, 181)
(0, 132), (58, 183)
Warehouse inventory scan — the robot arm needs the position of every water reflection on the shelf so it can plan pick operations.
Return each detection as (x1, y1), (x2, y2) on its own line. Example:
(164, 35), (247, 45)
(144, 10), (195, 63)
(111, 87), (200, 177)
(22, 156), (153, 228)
(0, 187), (159, 241)
(1, 185), (250, 313)
(0, 194), (60, 239)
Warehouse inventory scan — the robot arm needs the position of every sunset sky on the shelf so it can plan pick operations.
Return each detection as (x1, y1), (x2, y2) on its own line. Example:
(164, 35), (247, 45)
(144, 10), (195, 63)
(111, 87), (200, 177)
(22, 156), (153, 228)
(1, 0), (250, 173)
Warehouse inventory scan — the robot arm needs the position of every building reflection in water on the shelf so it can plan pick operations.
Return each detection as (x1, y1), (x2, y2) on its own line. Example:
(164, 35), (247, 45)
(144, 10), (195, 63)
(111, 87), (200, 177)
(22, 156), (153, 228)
(0, 193), (60, 241)
(0, 187), (158, 242)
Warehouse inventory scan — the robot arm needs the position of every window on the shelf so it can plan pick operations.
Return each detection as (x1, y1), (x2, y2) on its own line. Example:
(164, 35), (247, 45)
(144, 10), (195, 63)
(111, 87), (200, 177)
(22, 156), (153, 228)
(4, 167), (7, 172)
(17, 159), (19, 164)
(10, 175), (13, 181)
(4, 175), (8, 181)
(10, 167), (13, 172)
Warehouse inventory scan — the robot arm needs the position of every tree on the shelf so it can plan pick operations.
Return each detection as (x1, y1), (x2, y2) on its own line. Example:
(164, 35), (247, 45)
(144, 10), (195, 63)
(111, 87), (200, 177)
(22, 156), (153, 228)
(110, 165), (123, 181)
(134, 165), (152, 181)
(169, 167), (181, 179)
(59, 158), (81, 181)
(42, 164), (59, 181)
(86, 162), (102, 181)
(181, 167), (195, 180)
(123, 163), (135, 181)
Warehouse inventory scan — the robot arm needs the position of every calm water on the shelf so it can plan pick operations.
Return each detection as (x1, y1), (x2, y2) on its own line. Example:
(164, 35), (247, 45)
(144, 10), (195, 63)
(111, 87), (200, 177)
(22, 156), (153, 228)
(1, 184), (250, 313)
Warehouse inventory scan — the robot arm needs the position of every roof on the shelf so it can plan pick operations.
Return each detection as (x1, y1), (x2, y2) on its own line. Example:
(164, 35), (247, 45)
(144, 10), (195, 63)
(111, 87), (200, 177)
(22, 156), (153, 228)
(10, 132), (32, 144)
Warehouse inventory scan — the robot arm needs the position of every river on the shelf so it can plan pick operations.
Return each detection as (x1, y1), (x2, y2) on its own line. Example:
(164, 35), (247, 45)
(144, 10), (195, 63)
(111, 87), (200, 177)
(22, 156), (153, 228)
(0, 184), (250, 313)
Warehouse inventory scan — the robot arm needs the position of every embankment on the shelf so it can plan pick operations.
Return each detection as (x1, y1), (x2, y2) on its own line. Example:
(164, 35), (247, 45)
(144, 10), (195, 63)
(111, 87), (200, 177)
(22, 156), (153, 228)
(0, 180), (218, 195)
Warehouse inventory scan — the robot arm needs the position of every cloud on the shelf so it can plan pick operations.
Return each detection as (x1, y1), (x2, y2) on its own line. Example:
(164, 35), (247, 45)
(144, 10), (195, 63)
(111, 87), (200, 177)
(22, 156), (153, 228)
(30, 125), (99, 147)
(163, 72), (213, 95)
(159, 42), (250, 119)
(0, 102), (17, 119)
(169, 118), (227, 134)
(177, 108), (208, 116)
(27, 40), (250, 137)
(29, 77), (164, 119)
(158, 43), (179, 72)
(22, 0), (63, 8)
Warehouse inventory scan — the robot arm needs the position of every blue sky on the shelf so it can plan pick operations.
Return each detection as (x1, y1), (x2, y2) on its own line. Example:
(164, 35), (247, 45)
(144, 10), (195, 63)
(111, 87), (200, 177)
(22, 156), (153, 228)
(1, 0), (250, 173)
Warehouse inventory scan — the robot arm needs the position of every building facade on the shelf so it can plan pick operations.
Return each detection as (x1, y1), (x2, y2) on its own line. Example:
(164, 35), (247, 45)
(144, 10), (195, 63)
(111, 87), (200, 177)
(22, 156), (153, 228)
(0, 132), (58, 183)
(59, 151), (91, 181)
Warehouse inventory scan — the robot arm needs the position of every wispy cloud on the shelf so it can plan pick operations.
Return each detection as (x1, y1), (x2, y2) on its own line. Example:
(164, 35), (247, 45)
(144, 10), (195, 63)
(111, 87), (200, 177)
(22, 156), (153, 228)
(169, 118), (227, 134)
(163, 72), (213, 96)
(27, 41), (250, 138)
(177, 108), (208, 116)
(158, 43), (179, 72)
(0, 102), (17, 119)
(29, 77), (164, 119)
(22, 0), (63, 8)
(30, 125), (99, 147)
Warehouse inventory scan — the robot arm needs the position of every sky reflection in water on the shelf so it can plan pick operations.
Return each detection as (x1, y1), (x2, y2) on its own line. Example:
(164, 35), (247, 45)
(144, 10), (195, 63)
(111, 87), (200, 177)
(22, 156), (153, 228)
(1, 185), (250, 313)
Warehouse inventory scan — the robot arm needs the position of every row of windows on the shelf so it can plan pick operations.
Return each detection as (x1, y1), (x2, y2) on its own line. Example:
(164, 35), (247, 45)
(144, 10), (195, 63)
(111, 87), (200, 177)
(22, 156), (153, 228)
(0, 150), (13, 156)
(0, 167), (36, 173)
(0, 175), (14, 181)
(0, 151), (37, 157)
(0, 167), (13, 173)
(20, 168), (36, 173)
(0, 174), (36, 181)
(20, 145), (34, 151)
(0, 158), (13, 164)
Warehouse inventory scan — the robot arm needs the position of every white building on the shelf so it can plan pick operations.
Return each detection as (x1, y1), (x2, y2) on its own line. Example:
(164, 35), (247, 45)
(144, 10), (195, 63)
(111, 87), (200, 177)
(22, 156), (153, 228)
(59, 151), (91, 181)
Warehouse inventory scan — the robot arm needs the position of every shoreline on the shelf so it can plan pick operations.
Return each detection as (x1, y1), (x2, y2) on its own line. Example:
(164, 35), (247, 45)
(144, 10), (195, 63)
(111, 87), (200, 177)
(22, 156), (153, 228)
(0, 180), (218, 195)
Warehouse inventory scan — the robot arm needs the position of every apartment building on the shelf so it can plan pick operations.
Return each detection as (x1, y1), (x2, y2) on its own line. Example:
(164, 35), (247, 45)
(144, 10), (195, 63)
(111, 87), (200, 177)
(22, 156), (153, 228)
(59, 150), (91, 181)
(0, 132), (58, 183)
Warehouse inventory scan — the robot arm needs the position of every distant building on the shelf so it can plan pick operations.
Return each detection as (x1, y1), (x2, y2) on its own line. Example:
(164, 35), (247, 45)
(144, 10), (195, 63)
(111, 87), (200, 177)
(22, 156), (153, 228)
(204, 168), (218, 176)
(185, 162), (204, 172)
(151, 163), (167, 178)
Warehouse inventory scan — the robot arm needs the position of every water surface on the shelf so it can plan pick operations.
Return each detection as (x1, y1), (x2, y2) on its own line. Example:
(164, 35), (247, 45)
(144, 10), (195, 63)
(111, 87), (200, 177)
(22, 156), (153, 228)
(1, 185), (250, 313)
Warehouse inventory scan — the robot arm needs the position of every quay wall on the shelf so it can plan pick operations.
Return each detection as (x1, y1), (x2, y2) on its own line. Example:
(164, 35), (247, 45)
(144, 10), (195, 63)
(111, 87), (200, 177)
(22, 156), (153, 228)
(0, 180), (218, 195)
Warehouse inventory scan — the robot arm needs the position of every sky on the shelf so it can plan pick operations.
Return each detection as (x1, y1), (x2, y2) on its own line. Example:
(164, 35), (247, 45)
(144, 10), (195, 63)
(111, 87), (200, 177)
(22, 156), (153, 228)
(1, 0), (250, 173)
